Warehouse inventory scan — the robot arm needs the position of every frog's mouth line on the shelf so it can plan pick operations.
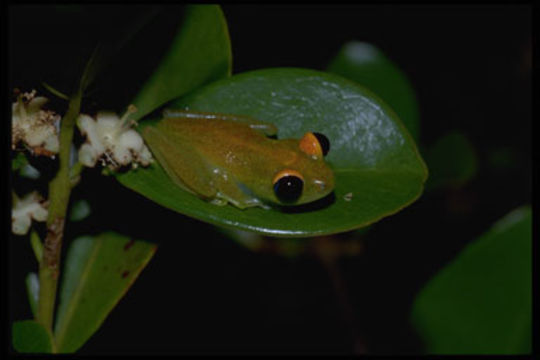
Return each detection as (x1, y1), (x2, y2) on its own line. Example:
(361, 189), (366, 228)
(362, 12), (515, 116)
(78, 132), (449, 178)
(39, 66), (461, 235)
(270, 191), (336, 214)
(235, 179), (335, 213)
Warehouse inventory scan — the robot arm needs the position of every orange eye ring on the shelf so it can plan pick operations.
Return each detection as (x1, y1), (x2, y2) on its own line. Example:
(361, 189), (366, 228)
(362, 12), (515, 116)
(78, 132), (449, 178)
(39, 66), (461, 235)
(299, 132), (330, 157)
(272, 169), (304, 185)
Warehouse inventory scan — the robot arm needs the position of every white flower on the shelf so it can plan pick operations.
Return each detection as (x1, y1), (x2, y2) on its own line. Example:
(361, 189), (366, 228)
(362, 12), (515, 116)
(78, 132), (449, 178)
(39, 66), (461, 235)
(77, 105), (153, 170)
(12, 90), (60, 157)
(12, 192), (48, 235)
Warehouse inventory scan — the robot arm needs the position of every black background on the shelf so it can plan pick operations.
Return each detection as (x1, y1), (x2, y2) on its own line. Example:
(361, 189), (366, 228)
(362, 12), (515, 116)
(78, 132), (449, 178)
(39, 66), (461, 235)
(8, 5), (531, 354)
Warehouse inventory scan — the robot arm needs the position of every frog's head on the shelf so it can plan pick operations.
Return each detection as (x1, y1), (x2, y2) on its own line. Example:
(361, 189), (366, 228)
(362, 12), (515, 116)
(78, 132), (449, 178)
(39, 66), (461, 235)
(271, 132), (335, 206)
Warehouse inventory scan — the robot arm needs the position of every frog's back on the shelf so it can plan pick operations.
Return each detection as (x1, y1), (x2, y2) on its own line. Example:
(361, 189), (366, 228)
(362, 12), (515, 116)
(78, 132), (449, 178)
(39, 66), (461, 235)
(160, 116), (260, 140)
(158, 117), (272, 154)
(157, 116), (298, 177)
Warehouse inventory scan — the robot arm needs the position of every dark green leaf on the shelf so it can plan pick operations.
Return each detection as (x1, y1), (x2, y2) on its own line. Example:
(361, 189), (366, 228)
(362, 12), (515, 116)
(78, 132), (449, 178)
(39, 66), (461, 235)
(30, 231), (43, 263)
(117, 68), (428, 237)
(411, 206), (532, 354)
(12, 320), (54, 353)
(69, 199), (91, 222)
(11, 152), (28, 172)
(12, 152), (40, 179)
(424, 131), (478, 191)
(488, 147), (521, 172)
(131, 4), (232, 121)
(79, 7), (160, 92)
(54, 232), (156, 353)
(327, 41), (420, 141)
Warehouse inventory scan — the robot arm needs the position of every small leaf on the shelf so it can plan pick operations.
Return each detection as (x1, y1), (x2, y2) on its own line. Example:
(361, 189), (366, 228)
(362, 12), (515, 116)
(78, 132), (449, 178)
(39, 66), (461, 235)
(424, 131), (478, 191)
(117, 68), (428, 237)
(11, 152), (28, 172)
(79, 8), (160, 92)
(487, 147), (520, 172)
(131, 4), (232, 120)
(20, 163), (41, 180)
(12, 151), (40, 179)
(54, 232), (156, 353)
(42, 82), (70, 100)
(30, 230), (43, 263)
(25, 273), (39, 318)
(327, 41), (420, 141)
(411, 206), (532, 354)
(69, 199), (91, 222)
(12, 320), (54, 353)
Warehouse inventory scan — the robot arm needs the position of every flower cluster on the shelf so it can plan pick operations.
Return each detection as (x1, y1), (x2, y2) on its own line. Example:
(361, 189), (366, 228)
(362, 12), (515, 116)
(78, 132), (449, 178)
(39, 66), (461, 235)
(12, 90), (60, 157)
(77, 105), (153, 170)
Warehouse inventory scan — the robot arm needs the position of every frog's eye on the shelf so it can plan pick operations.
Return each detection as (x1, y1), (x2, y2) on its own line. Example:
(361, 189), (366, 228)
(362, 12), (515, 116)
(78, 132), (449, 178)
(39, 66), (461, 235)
(299, 132), (330, 157)
(273, 169), (304, 203)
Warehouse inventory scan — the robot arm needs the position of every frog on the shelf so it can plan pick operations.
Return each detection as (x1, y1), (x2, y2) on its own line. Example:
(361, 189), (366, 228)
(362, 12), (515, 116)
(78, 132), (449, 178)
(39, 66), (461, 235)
(142, 109), (335, 209)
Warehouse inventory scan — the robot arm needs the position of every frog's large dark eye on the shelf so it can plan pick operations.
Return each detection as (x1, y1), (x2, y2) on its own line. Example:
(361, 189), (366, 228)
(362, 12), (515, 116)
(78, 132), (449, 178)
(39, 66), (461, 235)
(273, 170), (304, 204)
(313, 132), (330, 157)
(299, 132), (330, 157)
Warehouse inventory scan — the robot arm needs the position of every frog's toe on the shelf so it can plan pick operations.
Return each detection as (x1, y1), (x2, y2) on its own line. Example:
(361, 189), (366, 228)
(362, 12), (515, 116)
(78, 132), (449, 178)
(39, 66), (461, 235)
(218, 193), (266, 210)
(210, 198), (228, 206)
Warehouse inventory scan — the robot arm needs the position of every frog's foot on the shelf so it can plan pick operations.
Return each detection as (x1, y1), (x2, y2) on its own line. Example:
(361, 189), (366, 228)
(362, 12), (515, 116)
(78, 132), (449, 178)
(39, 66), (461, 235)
(214, 191), (269, 210)
(210, 198), (228, 206)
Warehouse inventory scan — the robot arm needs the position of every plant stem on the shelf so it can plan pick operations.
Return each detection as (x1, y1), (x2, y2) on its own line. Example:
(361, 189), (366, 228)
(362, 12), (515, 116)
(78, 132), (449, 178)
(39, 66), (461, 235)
(36, 89), (82, 335)
(30, 231), (43, 263)
(311, 236), (366, 354)
(322, 257), (366, 354)
(41, 82), (70, 101)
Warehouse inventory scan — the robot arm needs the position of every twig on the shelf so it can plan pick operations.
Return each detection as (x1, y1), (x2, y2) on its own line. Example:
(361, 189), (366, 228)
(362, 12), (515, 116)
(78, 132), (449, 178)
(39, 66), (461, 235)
(36, 88), (82, 341)
(311, 236), (366, 354)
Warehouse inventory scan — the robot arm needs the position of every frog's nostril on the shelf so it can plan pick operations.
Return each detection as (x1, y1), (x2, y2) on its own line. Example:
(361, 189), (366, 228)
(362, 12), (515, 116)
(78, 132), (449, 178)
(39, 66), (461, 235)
(314, 179), (326, 192)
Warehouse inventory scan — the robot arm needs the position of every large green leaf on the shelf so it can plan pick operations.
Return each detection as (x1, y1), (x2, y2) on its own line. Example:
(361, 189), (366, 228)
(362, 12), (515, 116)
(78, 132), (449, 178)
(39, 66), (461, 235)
(131, 4), (232, 120)
(327, 41), (420, 141)
(411, 206), (532, 354)
(117, 68), (428, 237)
(53, 232), (156, 353)
(12, 320), (54, 353)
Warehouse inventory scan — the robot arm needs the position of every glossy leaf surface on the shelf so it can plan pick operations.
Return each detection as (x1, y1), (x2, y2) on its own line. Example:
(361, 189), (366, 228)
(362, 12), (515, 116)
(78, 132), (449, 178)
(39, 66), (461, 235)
(117, 68), (428, 237)
(411, 206), (532, 354)
(328, 41), (420, 140)
(54, 233), (156, 353)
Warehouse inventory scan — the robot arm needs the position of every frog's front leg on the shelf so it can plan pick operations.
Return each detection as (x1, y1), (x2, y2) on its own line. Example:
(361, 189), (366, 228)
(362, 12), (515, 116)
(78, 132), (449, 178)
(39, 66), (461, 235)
(163, 109), (278, 137)
(212, 192), (269, 210)
(210, 168), (269, 210)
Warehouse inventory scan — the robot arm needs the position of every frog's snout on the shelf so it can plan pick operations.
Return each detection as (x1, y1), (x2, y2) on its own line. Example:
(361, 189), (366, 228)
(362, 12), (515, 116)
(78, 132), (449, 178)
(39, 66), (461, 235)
(311, 168), (334, 198)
